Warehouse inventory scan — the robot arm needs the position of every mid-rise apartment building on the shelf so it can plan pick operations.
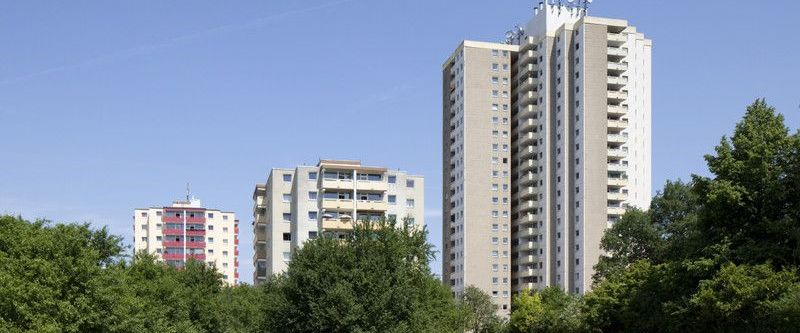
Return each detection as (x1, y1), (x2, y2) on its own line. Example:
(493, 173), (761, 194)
(443, 2), (651, 314)
(134, 198), (240, 285)
(253, 159), (424, 284)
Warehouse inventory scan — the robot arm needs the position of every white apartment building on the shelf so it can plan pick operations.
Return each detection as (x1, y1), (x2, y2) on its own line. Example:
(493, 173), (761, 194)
(442, 1), (651, 314)
(253, 159), (425, 284)
(134, 198), (240, 285)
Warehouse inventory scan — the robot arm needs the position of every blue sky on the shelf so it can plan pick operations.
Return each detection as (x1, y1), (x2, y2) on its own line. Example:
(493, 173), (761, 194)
(1, 0), (798, 283)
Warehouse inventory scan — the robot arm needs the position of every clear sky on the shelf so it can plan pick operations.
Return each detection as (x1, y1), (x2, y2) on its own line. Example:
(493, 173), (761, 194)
(1, 0), (798, 283)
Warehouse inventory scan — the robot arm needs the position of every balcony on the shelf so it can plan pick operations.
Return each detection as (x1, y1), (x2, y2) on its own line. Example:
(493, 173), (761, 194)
(608, 90), (628, 102)
(608, 119), (629, 130)
(607, 163), (627, 172)
(516, 118), (536, 133)
(513, 267), (536, 279)
(255, 231), (268, 244)
(518, 49), (536, 66)
(520, 36), (536, 51)
(607, 76), (628, 86)
(188, 253), (206, 261)
(517, 227), (537, 239)
(320, 178), (355, 191)
(321, 198), (355, 211)
(356, 180), (387, 192)
(186, 229), (206, 237)
(515, 200), (536, 215)
(607, 62), (628, 72)
(517, 255), (537, 265)
(607, 47), (627, 58)
(162, 253), (184, 260)
(517, 90), (536, 107)
(518, 132), (536, 146)
(608, 148), (628, 159)
(517, 159), (536, 172)
(356, 200), (387, 212)
(608, 192), (627, 201)
(607, 134), (627, 144)
(516, 213), (537, 226)
(517, 144), (535, 160)
(518, 241), (537, 252)
(608, 105), (628, 116)
(608, 177), (628, 187)
(517, 63), (535, 81)
(607, 33), (626, 44)
(519, 171), (537, 185)
(607, 206), (626, 216)
(517, 76), (536, 93)
(320, 218), (354, 231)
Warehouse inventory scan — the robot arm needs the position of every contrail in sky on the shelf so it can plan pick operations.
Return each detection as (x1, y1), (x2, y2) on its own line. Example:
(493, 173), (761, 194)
(0, 0), (359, 86)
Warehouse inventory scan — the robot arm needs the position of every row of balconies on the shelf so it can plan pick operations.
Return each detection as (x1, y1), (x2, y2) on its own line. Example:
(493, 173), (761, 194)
(319, 198), (388, 211)
(162, 240), (205, 248)
(162, 229), (206, 237)
(321, 178), (389, 192)
(162, 253), (206, 261)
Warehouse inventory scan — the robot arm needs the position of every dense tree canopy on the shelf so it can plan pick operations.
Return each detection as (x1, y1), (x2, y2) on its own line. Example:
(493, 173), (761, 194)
(258, 219), (463, 332)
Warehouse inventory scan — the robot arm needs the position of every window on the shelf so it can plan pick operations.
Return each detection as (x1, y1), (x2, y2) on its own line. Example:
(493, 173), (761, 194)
(388, 195), (397, 204)
(308, 191), (318, 200)
(492, 63), (499, 70)
(308, 172), (318, 180)
(223, 251), (229, 257)
(282, 233), (291, 241)
(207, 213), (213, 218)
(406, 199), (415, 208)
(308, 231), (318, 239)
(208, 225), (214, 231)
(223, 215), (228, 220)
(492, 237), (499, 245)
(492, 104), (499, 111)
(156, 236), (162, 241)
(406, 179), (415, 188)
(503, 64), (509, 70)
(492, 49), (499, 56)
(492, 77), (499, 83)
(388, 175), (397, 184)
(283, 213), (292, 222)
(141, 224), (147, 230)
(223, 227), (228, 232)
(308, 211), (318, 220)
(283, 174), (292, 182)
(208, 237), (214, 243)
(282, 251), (291, 261)
(156, 211), (162, 216)
(282, 194), (291, 202)
(208, 249), (214, 254)
(140, 212), (147, 217)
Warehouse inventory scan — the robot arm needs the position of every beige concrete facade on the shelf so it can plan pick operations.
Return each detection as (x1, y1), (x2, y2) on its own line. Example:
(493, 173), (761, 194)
(134, 199), (240, 285)
(253, 159), (424, 284)
(443, 2), (651, 312)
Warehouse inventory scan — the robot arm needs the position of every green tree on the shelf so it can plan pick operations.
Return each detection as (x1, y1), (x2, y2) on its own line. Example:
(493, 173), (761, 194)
(259, 218), (463, 332)
(695, 99), (800, 267)
(0, 216), (124, 332)
(509, 288), (584, 333)
(459, 286), (504, 333)
(593, 209), (661, 282)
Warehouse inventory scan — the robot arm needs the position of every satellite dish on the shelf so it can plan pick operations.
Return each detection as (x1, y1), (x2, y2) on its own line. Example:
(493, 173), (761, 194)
(322, 213), (334, 219)
(340, 214), (352, 221)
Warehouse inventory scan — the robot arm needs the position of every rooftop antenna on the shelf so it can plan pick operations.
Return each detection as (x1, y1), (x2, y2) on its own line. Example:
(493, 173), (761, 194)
(186, 183), (191, 202)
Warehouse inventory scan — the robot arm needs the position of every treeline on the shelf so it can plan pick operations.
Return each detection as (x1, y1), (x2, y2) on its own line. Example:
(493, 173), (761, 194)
(0, 215), (499, 332)
(1, 99), (798, 332)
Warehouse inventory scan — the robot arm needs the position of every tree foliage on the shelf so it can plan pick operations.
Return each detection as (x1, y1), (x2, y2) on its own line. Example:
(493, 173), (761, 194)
(258, 218), (463, 332)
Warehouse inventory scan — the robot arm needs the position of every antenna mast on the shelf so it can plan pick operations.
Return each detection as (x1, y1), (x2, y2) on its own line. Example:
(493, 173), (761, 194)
(186, 183), (190, 202)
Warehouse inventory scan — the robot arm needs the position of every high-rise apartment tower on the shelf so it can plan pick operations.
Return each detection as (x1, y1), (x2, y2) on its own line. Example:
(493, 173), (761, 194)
(442, 2), (651, 314)
(253, 159), (424, 284)
(134, 198), (240, 285)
